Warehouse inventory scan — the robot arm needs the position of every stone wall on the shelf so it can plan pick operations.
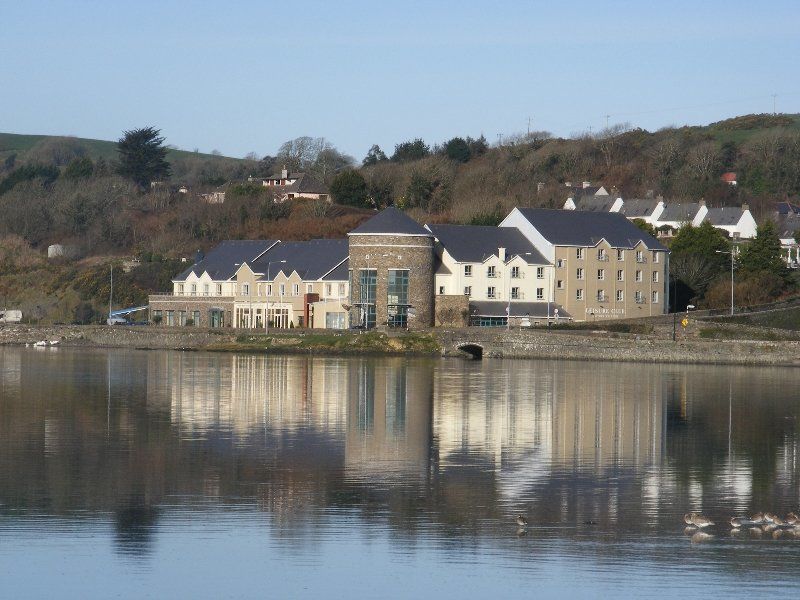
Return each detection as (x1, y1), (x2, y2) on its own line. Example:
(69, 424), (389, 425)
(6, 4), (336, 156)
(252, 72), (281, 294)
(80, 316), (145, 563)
(434, 295), (470, 328)
(148, 294), (233, 327)
(348, 234), (434, 330)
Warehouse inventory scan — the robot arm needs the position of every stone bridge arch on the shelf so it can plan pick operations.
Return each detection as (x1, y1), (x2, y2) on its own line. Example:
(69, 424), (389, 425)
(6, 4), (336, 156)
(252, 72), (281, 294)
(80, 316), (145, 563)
(456, 343), (484, 360)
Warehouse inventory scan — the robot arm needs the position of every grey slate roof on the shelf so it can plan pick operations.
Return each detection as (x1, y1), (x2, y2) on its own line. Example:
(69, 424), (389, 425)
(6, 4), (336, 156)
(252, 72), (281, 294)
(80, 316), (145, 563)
(469, 301), (572, 319)
(283, 173), (328, 195)
(514, 208), (667, 250)
(322, 259), (349, 281)
(704, 207), (744, 226)
(427, 224), (547, 264)
(777, 201), (800, 216)
(573, 196), (617, 212)
(659, 203), (702, 223)
(568, 186), (604, 197)
(777, 214), (800, 238)
(620, 198), (660, 218)
(174, 240), (278, 281)
(251, 239), (348, 280)
(349, 207), (431, 236)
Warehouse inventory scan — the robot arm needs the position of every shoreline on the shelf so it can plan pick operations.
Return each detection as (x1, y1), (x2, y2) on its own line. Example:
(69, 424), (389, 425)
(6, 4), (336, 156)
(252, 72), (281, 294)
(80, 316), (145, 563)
(1, 324), (799, 367)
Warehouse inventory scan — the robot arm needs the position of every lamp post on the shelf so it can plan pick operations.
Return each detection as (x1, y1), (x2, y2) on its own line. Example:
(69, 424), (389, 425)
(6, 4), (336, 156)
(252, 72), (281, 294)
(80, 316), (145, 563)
(265, 259), (286, 334)
(716, 248), (735, 316)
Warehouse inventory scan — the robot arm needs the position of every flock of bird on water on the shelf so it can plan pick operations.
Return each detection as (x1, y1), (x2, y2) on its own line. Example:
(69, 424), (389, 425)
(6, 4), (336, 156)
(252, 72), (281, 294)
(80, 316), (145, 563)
(514, 512), (800, 542)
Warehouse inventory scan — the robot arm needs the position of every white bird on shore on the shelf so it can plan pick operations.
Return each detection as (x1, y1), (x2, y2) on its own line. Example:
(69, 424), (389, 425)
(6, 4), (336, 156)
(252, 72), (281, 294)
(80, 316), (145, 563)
(516, 515), (528, 528)
(33, 340), (47, 347)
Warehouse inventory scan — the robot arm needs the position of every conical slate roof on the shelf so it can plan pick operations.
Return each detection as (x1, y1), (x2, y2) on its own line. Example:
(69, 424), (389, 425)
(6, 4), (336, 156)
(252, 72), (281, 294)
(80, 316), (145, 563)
(349, 207), (432, 236)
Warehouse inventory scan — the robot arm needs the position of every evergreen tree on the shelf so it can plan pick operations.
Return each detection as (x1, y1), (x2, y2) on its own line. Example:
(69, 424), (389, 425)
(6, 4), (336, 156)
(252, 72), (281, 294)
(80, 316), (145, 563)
(737, 220), (788, 280)
(362, 145), (388, 166)
(116, 127), (171, 189)
(329, 169), (368, 207)
(443, 137), (472, 163)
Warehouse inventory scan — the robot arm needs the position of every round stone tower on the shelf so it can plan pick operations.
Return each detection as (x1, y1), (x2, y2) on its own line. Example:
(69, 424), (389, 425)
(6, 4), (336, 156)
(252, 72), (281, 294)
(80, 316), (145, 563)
(348, 207), (434, 330)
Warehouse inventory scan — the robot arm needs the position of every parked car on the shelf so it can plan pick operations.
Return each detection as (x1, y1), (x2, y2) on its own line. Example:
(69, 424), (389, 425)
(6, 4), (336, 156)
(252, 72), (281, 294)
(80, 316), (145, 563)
(107, 316), (129, 326)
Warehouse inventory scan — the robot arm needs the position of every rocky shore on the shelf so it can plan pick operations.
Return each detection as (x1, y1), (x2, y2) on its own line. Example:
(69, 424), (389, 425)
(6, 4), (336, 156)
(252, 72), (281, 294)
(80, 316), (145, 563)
(1, 324), (800, 366)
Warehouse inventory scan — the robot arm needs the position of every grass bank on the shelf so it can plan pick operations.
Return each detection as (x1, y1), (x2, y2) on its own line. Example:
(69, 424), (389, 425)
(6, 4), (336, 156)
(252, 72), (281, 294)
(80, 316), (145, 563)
(206, 330), (441, 356)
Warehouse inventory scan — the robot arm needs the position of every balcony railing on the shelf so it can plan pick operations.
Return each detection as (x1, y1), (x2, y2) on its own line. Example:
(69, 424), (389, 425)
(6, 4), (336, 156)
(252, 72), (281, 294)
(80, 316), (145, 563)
(597, 255), (609, 262)
(636, 256), (647, 263)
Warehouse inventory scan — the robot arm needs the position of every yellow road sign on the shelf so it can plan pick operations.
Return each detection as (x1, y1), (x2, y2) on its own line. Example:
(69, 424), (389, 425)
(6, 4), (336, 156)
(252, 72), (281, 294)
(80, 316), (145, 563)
(681, 318), (689, 328)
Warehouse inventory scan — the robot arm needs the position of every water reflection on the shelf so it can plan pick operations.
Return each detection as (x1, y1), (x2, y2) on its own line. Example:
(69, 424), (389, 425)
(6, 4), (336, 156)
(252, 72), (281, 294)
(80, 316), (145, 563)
(1, 348), (800, 593)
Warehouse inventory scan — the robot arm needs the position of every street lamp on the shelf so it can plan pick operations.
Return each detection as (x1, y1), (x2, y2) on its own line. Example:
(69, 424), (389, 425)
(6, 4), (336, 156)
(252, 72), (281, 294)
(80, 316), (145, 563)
(716, 248), (735, 316)
(265, 259), (287, 334)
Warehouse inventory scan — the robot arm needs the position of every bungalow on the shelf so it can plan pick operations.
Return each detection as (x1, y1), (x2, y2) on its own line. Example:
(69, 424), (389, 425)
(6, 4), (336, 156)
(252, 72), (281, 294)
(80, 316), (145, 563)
(563, 195), (624, 212)
(619, 198), (665, 226)
(700, 205), (757, 239)
(652, 201), (708, 237)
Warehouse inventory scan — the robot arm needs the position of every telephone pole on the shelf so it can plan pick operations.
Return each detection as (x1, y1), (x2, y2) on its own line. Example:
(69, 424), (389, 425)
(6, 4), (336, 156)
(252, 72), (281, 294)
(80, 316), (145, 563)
(772, 94), (778, 115)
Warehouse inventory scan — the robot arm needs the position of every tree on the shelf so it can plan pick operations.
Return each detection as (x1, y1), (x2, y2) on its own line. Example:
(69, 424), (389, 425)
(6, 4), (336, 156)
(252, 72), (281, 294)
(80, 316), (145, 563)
(737, 220), (788, 281)
(443, 137), (471, 163)
(64, 157), (94, 179)
(668, 222), (730, 298)
(329, 169), (368, 207)
(116, 127), (171, 190)
(391, 139), (429, 162)
(631, 218), (657, 237)
(362, 145), (388, 166)
(405, 171), (434, 208)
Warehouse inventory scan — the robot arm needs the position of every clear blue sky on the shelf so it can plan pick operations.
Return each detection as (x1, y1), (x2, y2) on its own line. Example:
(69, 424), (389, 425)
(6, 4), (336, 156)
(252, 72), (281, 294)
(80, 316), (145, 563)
(2, 0), (799, 160)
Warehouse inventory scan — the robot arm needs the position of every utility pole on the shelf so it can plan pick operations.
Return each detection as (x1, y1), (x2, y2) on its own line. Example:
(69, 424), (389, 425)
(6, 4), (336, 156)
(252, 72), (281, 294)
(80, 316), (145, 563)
(527, 116), (532, 136)
(605, 114), (610, 129)
(497, 133), (503, 146)
(772, 93), (778, 115)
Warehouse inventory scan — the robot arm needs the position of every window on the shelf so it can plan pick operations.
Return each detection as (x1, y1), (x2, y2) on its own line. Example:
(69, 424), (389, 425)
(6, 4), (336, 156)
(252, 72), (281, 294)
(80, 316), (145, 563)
(152, 309), (162, 322)
(617, 270), (624, 282)
(576, 289), (584, 301)
(279, 283), (286, 296)
(464, 286), (471, 296)
(439, 286), (445, 295)
(326, 283), (332, 297)
(557, 280), (564, 289)
(513, 287), (522, 300)
(597, 290), (606, 302)
(576, 268), (584, 280)
(635, 270), (642, 282)
(359, 269), (377, 328)
(267, 284), (273, 296)
(487, 286), (496, 299)
(511, 266), (520, 278)
(387, 269), (410, 328)
(307, 284), (313, 294)
(652, 271), (659, 283)
(190, 283), (197, 296)
(177, 283), (184, 295)
(216, 284), (222, 295)
(338, 283), (346, 297)
(556, 259), (564, 268)
(576, 248), (585, 260)
(203, 284), (209, 296)
(652, 291), (659, 303)
(598, 249), (608, 261)
(617, 249), (624, 261)
(165, 310), (174, 326)
(636, 250), (645, 263)
(536, 267), (544, 279)
(653, 252), (660, 264)
(635, 291), (644, 303)
(487, 266), (496, 278)
(464, 265), (472, 277)
(178, 310), (186, 326)
(616, 290), (624, 302)
(192, 310), (200, 326)
(242, 283), (249, 296)
(597, 269), (605, 281)
(535, 288), (543, 300)
(292, 284), (300, 296)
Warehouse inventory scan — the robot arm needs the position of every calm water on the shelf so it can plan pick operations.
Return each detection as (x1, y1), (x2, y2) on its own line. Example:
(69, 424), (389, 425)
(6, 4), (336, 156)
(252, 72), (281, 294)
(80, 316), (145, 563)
(1, 348), (800, 599)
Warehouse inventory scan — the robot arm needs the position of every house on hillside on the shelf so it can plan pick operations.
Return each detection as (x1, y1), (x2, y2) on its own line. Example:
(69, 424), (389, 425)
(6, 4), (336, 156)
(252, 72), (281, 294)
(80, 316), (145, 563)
(619, 198), (665, 226)
(249, 167), (329, 202)
(700, 205), (757, 239)
(776, 211), (800, 267)
(563, 181), (611, 210)
(720, 172), (737, 186)
(652, 201), (708, 237)
(426, 224), (567, 326)
(500, 208), (669, 321)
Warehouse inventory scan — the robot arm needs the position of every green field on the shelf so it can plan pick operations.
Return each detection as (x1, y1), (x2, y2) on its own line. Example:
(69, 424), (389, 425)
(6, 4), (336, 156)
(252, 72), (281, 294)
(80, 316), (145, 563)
(0, 132), (237, 163)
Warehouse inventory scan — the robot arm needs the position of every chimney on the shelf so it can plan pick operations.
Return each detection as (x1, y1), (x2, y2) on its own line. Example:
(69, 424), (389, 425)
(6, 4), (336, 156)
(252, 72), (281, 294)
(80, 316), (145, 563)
(742, 203), (749, 212)
(582, 181), (591, 188)
(195, 249), (204, 264)
(699, 199), (706, 207)
(565, 181), (572, 187)
(498, 247), (506, 261)
(281, 166), (288, 179)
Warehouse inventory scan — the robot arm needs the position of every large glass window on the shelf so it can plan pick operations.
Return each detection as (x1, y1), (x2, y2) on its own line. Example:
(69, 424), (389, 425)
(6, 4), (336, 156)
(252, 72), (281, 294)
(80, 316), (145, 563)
(387, 269), (409, 328)
(359, 269), (377, 328)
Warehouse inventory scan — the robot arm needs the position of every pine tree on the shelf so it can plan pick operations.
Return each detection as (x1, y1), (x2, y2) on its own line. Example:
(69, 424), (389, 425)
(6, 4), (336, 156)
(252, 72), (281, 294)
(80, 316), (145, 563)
(116, 127), (171, 190)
